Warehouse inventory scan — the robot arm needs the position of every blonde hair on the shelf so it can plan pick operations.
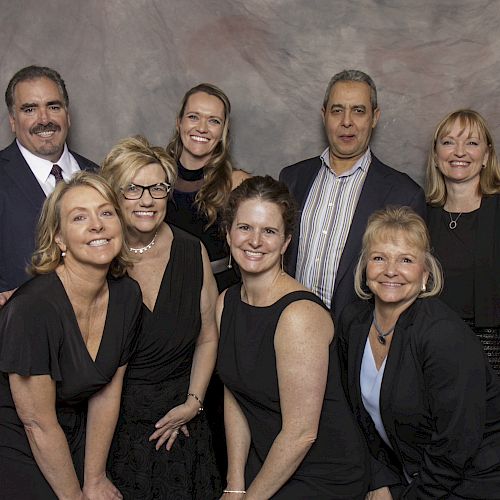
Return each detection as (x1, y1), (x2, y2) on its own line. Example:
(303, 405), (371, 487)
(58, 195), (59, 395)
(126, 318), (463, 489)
(101, 135), (176, 194)
(166, 83), (234, 227)
(30, 172), (132, 277)
(426, 109), (500, 206)
(354, 206), (443, 300)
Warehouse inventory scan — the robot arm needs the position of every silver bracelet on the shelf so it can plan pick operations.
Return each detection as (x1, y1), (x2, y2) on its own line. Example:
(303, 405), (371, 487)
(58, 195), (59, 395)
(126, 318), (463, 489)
(223, 490), (246, 494)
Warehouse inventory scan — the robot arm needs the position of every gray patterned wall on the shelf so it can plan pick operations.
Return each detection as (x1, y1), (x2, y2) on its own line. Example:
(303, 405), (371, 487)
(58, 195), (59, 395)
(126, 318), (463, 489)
(1, 0), (498, 186)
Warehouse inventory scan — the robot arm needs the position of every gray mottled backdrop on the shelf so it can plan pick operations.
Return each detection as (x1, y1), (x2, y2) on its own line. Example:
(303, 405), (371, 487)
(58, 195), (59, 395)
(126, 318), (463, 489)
(1, 0), (498, 186)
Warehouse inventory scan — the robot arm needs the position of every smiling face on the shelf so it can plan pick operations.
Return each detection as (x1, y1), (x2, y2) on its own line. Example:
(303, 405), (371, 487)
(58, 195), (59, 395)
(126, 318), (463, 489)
(227, 198), (291, 277)
(366, 230), (428, 314)
(56, 186), (122, 269)
(9, 77), (70, 162)
(322, 81), (380, 174)
(177, 91), (225, 169)
(435, 119), (490, 188)
(119, 162), (167, 237)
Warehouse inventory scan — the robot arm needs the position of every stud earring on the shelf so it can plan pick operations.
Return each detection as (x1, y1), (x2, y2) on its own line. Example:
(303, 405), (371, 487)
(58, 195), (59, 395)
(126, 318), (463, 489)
(61, 251), (66, 257)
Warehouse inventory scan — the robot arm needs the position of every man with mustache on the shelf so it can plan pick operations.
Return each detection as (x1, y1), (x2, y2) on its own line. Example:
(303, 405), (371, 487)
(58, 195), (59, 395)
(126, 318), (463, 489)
(0, 65), (97, 304)
(280, 69), (426, 321)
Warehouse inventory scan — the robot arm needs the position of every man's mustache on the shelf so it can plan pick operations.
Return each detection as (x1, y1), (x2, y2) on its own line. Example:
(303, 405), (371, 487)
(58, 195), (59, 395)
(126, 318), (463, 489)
(30, 123), (61, 135)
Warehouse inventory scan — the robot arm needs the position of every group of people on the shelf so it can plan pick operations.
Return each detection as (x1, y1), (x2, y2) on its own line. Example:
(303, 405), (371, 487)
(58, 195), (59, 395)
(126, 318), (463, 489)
(0, 64), (499, 500)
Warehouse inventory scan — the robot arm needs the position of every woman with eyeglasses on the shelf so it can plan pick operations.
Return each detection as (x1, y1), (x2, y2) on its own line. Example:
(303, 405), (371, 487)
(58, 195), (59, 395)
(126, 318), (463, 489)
(101, 136), (221, 499)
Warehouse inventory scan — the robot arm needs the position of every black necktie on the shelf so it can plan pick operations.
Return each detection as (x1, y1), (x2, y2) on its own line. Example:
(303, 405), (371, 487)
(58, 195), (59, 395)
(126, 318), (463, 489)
(51, 164), (64, 184)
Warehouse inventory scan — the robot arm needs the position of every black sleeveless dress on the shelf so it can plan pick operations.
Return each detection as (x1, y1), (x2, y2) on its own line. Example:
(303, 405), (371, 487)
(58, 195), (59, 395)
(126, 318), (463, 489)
(217, 286), (369, 499)
(108, 227), (221, 499)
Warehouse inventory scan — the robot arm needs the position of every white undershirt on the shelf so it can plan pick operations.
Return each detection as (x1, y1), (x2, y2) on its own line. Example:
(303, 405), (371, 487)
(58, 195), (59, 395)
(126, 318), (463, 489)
(360, 336), (391, 448)
(361, 337), (412, 483)
(17, 139), (81, 196)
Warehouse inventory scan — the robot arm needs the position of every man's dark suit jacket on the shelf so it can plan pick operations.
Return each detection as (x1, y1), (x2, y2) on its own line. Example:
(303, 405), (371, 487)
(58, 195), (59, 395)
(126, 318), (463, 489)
(279, 154), (426, 320)
(0, 140), (98, 291)
(337, 298), (500, 499)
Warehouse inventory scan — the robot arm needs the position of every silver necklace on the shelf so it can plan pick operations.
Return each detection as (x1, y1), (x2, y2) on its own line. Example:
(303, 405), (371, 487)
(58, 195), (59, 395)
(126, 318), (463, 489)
(129, 230), (158, 254)
(448, 212), (463, 230)
(372, 313), (396, 345)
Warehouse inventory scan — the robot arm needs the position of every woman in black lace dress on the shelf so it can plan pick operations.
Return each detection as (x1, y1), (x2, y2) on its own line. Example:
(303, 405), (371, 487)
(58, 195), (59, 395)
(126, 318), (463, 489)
(102, 136), (221, 499)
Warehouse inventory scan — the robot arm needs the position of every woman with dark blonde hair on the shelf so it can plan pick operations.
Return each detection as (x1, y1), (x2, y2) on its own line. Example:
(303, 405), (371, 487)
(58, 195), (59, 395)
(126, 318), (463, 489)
(426, 109), (500, 374)
(165, 84), (250, 473)
(0, 172), (142, 499)
(165, 83), (250, 291)
(102, 136), (221, 499)
(338, 206), (500, 499)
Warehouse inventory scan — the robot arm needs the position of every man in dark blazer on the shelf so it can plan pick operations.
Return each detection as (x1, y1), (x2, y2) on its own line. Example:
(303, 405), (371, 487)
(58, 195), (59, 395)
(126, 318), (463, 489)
(0, 66), (97, 303)
(280, 70), (425, 320)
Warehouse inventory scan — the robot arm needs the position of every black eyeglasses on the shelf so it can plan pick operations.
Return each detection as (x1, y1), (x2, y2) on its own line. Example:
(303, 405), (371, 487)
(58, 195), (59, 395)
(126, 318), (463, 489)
(120, 182), (171, 200)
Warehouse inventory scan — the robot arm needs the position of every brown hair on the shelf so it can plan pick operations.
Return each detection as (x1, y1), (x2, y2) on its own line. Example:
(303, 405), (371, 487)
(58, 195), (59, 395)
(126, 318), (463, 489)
(30, 172), (132, 277)
(166, 83), (234, 227)
(222, 175), (297, 238)
(354, 206), (443, 300)
(426, 109), (500, 206)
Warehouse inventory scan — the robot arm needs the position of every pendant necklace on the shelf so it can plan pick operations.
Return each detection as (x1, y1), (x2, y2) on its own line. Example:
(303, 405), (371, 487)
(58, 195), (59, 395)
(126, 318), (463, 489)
(372, 313), (396, 345)
(129, 230), (158, 254)
(448, 212), (462, 230)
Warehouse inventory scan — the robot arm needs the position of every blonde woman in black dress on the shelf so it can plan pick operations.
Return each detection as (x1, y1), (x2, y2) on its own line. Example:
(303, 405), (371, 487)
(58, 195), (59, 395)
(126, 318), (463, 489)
(426, 109), (500, 374)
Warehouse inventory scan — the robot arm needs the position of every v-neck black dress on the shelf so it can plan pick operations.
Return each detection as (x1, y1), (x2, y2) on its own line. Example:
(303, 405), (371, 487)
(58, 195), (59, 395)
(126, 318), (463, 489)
(0, 272), (142, 500)
(217, 286), (369, 499)
(108, 226), (221, 500)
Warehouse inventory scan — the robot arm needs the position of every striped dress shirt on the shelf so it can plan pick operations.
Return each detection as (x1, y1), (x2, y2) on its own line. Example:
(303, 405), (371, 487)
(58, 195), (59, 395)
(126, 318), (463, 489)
(296, 148), (371, 308)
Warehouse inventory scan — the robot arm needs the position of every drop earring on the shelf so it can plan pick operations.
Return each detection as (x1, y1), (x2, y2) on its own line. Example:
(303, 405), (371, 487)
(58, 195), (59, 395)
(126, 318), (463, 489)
(281, 254), (285, 275)
(227, 253), (232, 269)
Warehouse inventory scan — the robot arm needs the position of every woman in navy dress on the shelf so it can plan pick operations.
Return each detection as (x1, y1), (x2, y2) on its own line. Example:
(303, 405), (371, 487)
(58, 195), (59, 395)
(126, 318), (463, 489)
(217, 176), (368, 499)
(0, 172), (142, 499)
(165, 84), (250, 472)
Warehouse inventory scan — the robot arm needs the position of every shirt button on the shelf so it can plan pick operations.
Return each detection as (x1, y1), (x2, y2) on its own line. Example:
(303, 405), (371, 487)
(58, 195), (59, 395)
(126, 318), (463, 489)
(328, 203), (333, 207)
(322, 230), (327, 235)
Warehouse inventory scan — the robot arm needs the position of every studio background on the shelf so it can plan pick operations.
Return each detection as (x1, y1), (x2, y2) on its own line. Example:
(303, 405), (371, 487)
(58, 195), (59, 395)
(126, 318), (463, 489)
(1, 0), (498, 186)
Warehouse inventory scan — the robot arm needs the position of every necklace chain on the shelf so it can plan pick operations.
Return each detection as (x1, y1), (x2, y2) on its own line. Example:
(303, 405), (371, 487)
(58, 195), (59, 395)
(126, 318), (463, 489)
(129, 230), (158, 254)
(448, 212), (463, 230)
(372, 313), (396, 345)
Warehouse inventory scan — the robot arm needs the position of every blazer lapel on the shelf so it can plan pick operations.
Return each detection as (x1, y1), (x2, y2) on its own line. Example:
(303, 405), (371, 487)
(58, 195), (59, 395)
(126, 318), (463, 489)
(286, 158), (322, 276)
(334, 158), (393, 292)
(474, 195), (498, 325)
(1, 141), (46, 209)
